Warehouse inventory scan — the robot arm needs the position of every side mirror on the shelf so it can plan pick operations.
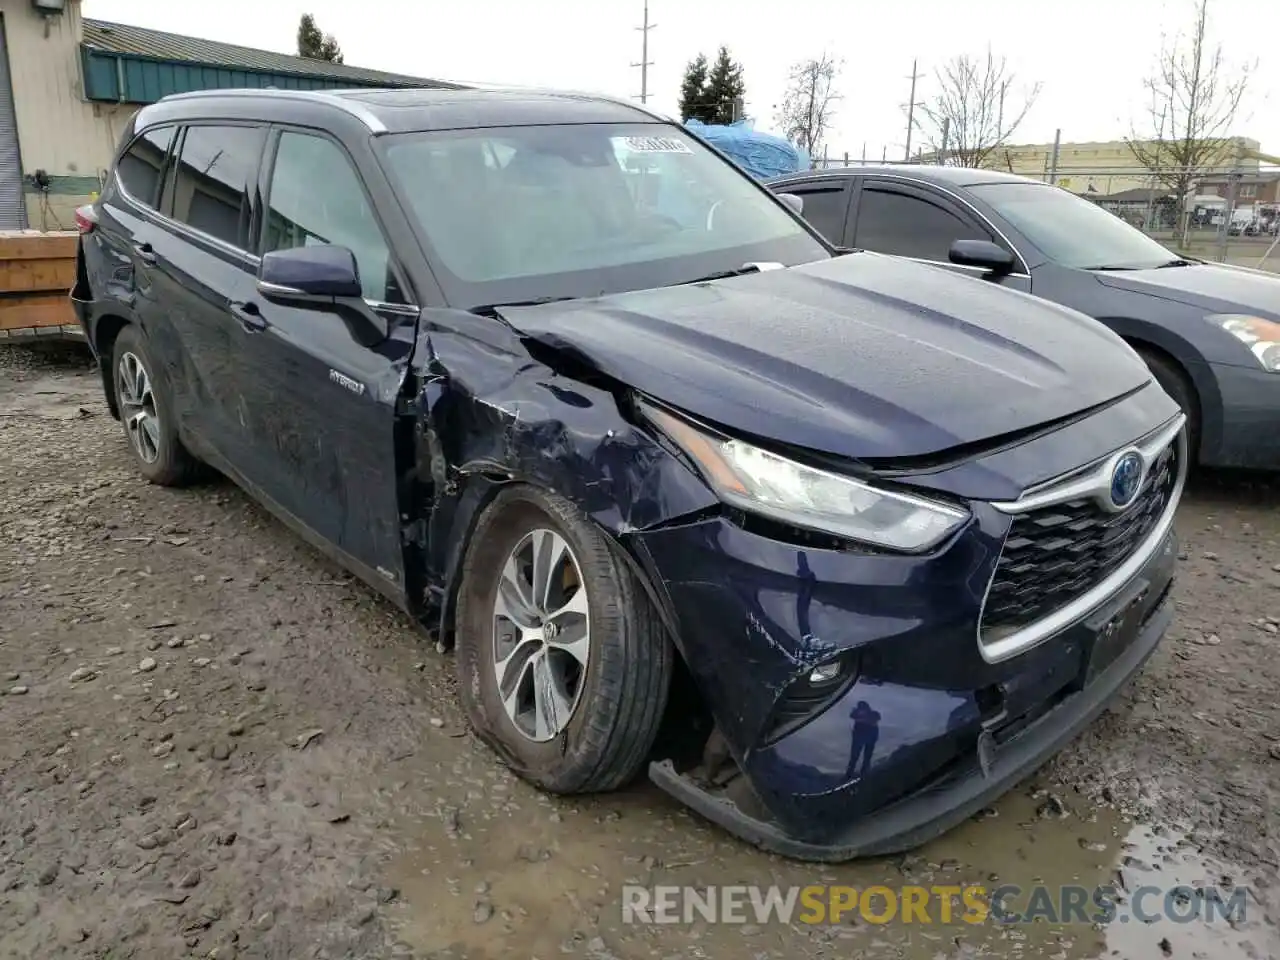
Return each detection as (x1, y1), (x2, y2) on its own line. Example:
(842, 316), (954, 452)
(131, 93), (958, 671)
(778, 192), (804, 217)
(258, 245), (363, 301)
(949, 239), (1015, 276)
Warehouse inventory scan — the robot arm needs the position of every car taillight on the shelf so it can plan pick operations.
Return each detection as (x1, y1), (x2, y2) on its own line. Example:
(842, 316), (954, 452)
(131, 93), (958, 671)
(74, 205), (98, 234)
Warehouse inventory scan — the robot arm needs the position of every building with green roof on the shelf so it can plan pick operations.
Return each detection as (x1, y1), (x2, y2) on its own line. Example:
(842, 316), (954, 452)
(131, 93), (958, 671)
(0, 0), (453, 229)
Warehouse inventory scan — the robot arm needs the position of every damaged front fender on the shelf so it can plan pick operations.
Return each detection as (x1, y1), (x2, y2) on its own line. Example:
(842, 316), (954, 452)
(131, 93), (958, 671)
(409, 309), (719, 644)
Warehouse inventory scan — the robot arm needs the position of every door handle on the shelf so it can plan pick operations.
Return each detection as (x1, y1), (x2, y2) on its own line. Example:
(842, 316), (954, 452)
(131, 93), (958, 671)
(132, 242), (158, 265)
(231, 301), (267, 333)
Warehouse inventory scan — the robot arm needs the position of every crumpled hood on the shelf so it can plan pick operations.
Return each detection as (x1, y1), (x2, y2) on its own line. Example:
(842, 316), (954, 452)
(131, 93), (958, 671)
(1094, 261), (1280, 318)
(499, 253), (1151, 461)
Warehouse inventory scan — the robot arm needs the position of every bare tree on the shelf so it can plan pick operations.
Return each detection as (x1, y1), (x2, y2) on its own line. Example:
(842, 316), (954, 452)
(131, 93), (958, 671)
(775, 54), (843, 156)
(1127, 0), (1251, 239)
(918, 50), (1040, 167)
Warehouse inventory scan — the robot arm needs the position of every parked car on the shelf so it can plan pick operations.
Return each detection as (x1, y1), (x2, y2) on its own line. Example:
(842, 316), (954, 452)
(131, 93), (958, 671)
(770, 166), (1280, 470)
(73, 88), (1185, 861)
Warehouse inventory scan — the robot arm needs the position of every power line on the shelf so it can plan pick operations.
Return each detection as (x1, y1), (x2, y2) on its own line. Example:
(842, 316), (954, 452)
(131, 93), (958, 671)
(631, 0), (657, 104)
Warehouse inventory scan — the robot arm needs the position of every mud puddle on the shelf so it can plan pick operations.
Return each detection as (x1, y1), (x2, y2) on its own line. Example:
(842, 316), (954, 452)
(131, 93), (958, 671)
(386, 777), (1276, 959)
(1102, 823), (1277, 960)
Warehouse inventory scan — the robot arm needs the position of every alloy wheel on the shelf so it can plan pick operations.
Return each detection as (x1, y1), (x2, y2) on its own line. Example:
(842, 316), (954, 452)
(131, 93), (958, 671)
(491, 528), (591, 742)
(117, 351), (160, 464)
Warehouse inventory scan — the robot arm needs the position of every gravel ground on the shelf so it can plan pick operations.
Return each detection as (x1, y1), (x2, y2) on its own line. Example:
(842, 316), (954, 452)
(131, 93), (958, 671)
(2, 343), (1278, 960)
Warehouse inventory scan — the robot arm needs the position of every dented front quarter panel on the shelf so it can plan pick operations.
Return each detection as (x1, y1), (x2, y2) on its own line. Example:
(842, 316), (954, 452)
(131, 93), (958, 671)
(408, 309), (718, 640)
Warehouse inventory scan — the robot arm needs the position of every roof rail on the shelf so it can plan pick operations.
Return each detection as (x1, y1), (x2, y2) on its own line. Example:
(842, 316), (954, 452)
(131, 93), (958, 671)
(156, 88), (403, 134)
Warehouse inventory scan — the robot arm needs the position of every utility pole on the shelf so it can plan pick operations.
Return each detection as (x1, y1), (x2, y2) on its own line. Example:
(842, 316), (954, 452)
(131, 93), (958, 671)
(1218, 167), (1240, 263)
(632, 0), (656, 104)
(1145, 104), (1167, 236)
(903, 58), (923, 161)
(1048, 128), (1061, 185)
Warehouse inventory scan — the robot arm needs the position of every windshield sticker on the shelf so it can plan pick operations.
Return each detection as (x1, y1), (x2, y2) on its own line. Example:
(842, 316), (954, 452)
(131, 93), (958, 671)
(623, 136), (692, 154)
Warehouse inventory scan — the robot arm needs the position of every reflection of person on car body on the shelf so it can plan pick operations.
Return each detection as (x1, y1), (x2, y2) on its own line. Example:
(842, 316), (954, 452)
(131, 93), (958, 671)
(846, 700), (881, 781)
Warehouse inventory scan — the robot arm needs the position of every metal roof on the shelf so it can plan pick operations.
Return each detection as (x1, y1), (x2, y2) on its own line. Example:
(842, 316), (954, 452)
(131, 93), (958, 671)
(1198, 171), (1280, 185)
(1098, 187), (1176, 203)
(81, 18), (460, 89)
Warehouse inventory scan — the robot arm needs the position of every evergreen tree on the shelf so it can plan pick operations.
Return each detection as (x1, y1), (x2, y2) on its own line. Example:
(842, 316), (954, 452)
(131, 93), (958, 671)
(678, 54), (712, 123)
(297, 14), (344, 63)
(705, 46), (746, 124)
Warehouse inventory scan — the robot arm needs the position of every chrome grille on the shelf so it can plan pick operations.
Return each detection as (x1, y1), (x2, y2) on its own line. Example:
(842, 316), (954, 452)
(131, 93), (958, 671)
(981, 440), (1179, 640)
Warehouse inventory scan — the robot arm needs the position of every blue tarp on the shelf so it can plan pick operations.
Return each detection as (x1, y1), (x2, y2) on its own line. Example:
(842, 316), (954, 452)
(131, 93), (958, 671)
(683, 119), (809, 180)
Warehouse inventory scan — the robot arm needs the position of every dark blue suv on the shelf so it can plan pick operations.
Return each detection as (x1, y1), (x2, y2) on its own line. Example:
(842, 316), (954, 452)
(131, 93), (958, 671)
(72, 87), (1185, 860)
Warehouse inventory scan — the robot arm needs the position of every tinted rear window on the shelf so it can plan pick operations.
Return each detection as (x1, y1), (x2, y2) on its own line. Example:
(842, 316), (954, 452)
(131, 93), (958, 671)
(116, 126), (175, 207)
(169, 125), (266, 249)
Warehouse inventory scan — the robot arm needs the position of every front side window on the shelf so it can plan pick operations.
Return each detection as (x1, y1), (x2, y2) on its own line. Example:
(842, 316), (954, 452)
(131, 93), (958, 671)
(116, 125), (175, 207)
(263, 132), (393, 302)
(379, 122), (828, 308)
(169, 125), (266, 249)
(855, 187), (992, 261)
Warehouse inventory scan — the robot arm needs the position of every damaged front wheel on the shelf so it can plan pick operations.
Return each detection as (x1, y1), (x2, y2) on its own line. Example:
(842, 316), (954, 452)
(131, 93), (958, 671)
(455, 485), (673, 793)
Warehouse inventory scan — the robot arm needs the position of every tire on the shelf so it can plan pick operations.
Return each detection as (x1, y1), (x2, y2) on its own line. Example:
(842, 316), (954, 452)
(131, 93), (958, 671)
(1137, 348), (1200, 461)
(111, 325), (202, 486)
(455, 484), (673, 794)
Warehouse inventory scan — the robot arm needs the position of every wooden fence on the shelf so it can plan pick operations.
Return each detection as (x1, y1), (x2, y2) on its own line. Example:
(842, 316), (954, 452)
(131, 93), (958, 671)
(0, 231), (80, 340)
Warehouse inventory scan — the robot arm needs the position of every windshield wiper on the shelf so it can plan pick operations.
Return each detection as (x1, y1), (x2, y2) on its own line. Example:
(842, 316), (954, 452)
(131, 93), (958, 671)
(468, 296), (581, 317)
(682, 262), (773, 285)
(1083, 258), (1194, 271)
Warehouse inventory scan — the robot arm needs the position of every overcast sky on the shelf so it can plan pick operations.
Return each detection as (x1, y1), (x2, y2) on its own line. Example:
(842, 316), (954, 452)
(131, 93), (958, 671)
(81, 0), (1276, 162)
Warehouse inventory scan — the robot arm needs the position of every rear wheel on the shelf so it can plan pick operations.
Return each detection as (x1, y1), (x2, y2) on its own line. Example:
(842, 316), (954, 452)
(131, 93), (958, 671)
(1137, 348), (1200, 461)
(455, 485), (672, 794)
(111, 325), (202, 486)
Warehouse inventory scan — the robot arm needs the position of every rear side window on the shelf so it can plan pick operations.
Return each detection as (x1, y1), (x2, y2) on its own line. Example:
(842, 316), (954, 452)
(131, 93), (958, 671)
(116, 125), (175, 207)
(263, 131), (394, 302)
(855, 187), (991, 261)
(169, 125), (266, 249)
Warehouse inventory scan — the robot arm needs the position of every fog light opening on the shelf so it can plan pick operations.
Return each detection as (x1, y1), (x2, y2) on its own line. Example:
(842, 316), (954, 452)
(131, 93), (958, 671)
(808, 660), (844, 684)
(762, 652), (861, 746)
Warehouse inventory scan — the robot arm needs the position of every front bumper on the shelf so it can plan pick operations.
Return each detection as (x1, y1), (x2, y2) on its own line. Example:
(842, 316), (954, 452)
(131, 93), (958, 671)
(651, 550), (1173, 860)
(1201, 360), (1280, 469)
(633, 503), (1178, 861)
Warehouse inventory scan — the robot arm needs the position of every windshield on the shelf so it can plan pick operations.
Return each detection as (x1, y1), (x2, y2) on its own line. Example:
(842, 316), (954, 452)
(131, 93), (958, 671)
(968, 182), (1181, 270)
(379, 123), (828, 308)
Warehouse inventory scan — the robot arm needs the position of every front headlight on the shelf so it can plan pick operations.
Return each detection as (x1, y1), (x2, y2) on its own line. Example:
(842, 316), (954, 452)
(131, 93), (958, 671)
(1206, 314), (1280, 373)
(642, 401), (969, 552)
